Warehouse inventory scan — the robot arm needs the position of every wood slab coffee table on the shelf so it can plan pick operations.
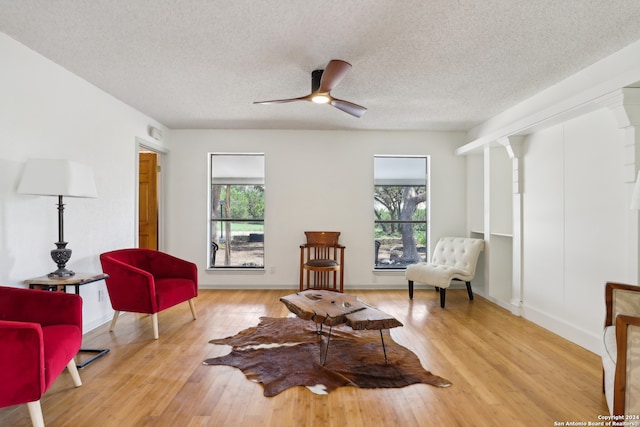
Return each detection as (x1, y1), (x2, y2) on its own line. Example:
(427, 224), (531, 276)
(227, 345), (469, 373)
(280, 290), (403, 365)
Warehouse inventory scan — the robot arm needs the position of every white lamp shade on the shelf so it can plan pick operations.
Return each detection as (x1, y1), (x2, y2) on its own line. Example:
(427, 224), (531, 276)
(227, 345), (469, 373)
(17, 158), (98, 198)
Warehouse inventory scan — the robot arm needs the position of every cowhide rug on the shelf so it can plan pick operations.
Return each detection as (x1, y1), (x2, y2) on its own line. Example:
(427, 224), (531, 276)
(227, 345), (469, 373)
(203, 316), (451, 397)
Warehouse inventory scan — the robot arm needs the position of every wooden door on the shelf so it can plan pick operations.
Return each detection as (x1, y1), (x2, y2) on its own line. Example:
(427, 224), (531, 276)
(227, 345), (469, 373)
(139, 153), (158, 250)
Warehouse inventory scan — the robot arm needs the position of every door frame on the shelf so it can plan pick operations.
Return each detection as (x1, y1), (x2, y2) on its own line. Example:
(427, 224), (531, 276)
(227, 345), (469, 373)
(135, 136), (168, 250)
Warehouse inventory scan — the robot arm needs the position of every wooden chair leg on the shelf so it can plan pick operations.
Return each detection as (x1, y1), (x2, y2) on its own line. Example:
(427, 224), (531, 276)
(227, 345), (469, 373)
(440, 288), (446, 308)
(27, 400), (45, 427)
(408, 280), (414, 299)
(188, 298), (197, 320)
(151, 313), (159, 339)
(66, 359), (82, 387)
(109, 310), (120, 332)
(466, 281), (474, 301)
(299, 258), (304, 291)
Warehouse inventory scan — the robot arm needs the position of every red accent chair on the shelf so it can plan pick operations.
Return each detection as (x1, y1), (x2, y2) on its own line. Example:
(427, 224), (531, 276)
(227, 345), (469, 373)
(0, 286), (83, 427)
(99, 248), (198, 339)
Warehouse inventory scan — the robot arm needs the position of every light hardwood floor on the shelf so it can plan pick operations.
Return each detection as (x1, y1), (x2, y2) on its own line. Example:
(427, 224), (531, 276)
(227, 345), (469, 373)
(0, 289), (608, 426)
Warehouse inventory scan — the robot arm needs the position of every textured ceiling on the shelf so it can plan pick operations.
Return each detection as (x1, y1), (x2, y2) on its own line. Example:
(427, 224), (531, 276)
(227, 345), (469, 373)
(2, 0), (640, 131)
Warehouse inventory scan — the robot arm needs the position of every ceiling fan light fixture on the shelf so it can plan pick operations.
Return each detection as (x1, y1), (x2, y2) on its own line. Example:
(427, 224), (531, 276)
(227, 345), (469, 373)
(311, 94), (331, 104)
(254, 59), (366, 117)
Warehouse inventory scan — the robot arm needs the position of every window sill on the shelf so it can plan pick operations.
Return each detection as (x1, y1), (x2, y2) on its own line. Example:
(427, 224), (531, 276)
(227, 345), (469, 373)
(205, 267), (266, 273)
(372, 269), (406, 274)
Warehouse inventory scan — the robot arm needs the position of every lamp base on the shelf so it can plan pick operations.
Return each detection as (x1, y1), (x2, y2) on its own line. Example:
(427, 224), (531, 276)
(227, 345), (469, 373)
(49, 243), (75, 278)
(48, 267), (76, 278)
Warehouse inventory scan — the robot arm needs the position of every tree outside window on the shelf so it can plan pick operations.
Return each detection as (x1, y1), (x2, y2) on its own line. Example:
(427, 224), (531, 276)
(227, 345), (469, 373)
(374, 156), (429, 269)
(209, 153), (265, 268)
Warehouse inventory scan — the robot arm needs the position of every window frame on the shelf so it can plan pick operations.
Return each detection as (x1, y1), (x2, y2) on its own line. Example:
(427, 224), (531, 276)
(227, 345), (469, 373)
(207, 152), (265, 270)
(373, 155), (430, 270)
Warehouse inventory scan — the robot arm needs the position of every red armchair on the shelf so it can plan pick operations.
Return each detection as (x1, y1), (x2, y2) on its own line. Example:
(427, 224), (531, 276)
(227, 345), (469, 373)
(99, 248), (198, 339)
(0, 286), (83, 427)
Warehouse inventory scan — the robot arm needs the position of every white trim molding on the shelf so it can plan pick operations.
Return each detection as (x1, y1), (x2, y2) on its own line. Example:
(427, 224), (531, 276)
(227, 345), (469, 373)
(457, 39), (640, 156)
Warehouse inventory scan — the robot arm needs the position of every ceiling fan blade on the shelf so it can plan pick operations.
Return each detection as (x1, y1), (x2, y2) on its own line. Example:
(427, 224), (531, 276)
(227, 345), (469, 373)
(331, 98), (367, 118)
(318, 60), (352, 93)
(253, 95), (310, 105)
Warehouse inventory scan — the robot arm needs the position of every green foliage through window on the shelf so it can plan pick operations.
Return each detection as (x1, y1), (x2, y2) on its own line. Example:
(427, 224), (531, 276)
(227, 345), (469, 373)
(209, 154), (265, 268)
(374, 156), (429, 269)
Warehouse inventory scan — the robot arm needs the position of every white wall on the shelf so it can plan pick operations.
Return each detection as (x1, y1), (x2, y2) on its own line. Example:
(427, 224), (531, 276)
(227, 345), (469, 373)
(459, 34), (640, 354)
(2, 25), (632, 357)
(165, 129), (468, 290)
(521, 108), (628, 351)
(3, 22), (637, 357)
(0, 33), (167, 331)
(0, 30), (468, 332)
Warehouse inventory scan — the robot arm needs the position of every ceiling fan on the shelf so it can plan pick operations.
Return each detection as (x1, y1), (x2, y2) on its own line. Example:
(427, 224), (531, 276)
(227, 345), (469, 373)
(253, 59), (367, 118)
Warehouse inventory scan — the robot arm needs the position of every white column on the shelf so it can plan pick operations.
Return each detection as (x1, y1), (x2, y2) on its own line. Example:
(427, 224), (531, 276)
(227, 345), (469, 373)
(483, 145), (491, 300)
(498, 136), (525, 315)
(606, 88), (640, 282)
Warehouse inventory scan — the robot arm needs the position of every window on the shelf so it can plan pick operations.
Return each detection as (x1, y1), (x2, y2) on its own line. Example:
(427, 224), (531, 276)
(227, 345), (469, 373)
(209, 153), (264, 268)
(374, 155), (429, 269)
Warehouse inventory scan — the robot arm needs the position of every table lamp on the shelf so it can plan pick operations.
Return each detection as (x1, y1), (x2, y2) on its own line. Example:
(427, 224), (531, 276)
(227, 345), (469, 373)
(17, 158), (98, 277)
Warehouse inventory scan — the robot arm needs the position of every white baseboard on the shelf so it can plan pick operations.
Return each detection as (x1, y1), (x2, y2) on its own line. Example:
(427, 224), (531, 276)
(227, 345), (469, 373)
(472, 288), (600, 354)
(84, 311), (115, 333)
(520, 303), (602, 355)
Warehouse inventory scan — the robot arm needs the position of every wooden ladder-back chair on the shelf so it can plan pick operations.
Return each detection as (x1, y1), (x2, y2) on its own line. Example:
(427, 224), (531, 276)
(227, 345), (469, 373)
(300, 231), (345, 292)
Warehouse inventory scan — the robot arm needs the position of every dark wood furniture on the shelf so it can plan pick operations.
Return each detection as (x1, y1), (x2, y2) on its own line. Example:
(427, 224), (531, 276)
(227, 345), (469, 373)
(25, 272), (108, 294)
(603, 282), (640, 416)
(299, 231), (345, 292)
(280, 290), (402, 365)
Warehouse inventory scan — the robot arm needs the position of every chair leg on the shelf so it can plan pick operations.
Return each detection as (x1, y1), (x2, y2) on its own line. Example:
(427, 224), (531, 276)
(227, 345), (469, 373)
(27, 400), (45, 427)
(408, 280), (414, 299)
(66, 359), (83, 387)
(300, 249), (305, 291)
(188, 298), (197, 320)
(466, 281), (474, 301)
(152, 313), (159, 339)
(109, 310), (120, 332)
(440, 288), (446, 308)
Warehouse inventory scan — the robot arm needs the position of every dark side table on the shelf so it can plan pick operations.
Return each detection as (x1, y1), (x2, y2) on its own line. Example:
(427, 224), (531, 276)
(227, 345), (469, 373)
(25, 272), (110, 368)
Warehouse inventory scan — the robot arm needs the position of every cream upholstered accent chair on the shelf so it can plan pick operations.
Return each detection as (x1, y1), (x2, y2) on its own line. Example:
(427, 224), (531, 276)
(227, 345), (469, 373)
(405, 237), (484, 308)
(603, 282), (640, 416)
